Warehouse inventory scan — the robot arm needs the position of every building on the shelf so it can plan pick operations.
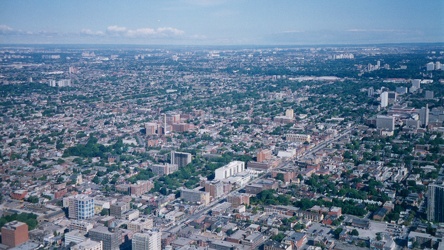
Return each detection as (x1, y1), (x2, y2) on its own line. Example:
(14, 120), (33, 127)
(110, 202), (130, 219)
(72, 239), (103, 250)
(149, 164), (178, 176)
(69, 220), (94, 233)
(204, 180), (225, 199)
(380, 91), (388, 108)
(1, 221), (29, 248)
(88, 226), (121, 250)
(435, 61), (442, 70)
(420, 105), (430, 127)
(285, 109), (294, 119)
(376, 115), (395, 131)
(130, 181), (154, 196)
(214, 161), (245, 180)
(170, 151), (192, 168)
(427, 182), (444, 222)
(425, 90), (434, 99)
(285, 134), (311, 143)
(65, 230), (87, 247)
(128, 217), (154, 232)
(145, 123), (158, 135)
(395, 86), (407, 95)
(257, 149), (272, 163)
(426, 62), (435, 71)
(67, 195), (94, 220)
(227, 193), (250, 207)
(368, 87), (374, 97)
(132, 230), (161, 250)
(180, 189), (210, 205)
(10, 190), (27, 200)
(412, 79), (421, 89)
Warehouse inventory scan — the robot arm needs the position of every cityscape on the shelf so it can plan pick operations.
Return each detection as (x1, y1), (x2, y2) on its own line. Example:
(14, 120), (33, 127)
(0, 44), (443, 250)
(1, 1), (444, 250)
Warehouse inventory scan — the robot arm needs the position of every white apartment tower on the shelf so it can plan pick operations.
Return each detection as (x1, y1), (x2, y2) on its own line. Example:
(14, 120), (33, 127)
(380, 91), (388, 108)
(132, 230), (161, 250)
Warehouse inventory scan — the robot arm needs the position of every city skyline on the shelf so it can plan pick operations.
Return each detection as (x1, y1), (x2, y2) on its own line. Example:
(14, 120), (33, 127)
(1, 0), (443, 45)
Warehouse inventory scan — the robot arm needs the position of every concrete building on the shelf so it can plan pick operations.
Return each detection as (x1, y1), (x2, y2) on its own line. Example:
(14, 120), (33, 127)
(227, 193), (250, 207)
(180, 189), (210, 205)
(132, 230), (161, 250)
(376, 115), (395, 131)
(145, 123), (158, 135)
(72, 239), (103, 250)
(425, 90), (434, 99)
(204, 180), (225, 199)
(65, 230), (87, 247)
(380, 91), (388, 108)
(214, 161), (245, 180)
(257, 149), (272, 163)
(285, 109), (294, 119)
(426, 62), (435, 71)
(427, 182), (444, 222)
(67, 195), (94, 220)
(420, 105), (429, 127)
(368, 87), (374, 97)
(170, 151), (192, 168)
(149, 164), (178, 176)
(412, 79), (421, 89)
(1, 221), (29, 248)
(285, 134), (311, 143)
(110, 202), (130, 219)
(88, 226), (121, 250)
(128, 217), (154, 233)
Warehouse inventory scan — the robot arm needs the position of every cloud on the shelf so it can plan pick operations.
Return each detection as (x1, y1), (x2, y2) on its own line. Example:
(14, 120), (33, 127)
(106, 25), (184, 38)
(0, 24), (13, 33)
(81, 29), (105, 36)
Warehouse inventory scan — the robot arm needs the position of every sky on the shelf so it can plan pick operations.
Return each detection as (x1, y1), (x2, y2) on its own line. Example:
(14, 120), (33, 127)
(0, 0), (443, 45)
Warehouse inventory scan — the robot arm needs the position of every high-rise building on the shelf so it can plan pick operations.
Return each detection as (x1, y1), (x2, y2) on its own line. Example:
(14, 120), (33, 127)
(88, 226), (121, 250)
(425, 91), (434, 99)
(257, 149), (272, 163)
(427, 182), (444, 223)
(132, 230), (161, 250)
(1, 221), (29, 248)
(380, 91), (388, 108)
(68, 195), (94, 220)
(412, 79), (421, 89)
(204, 180), (224, 199)
(285, 109), (294, 119)
(435, 61), (442, 70)
(144, 123), (158, 135)
(426, 62), (435, 71)
(419, 105), (429, 127)
(170, 151), (192, 167)
(376, 115), (395, 131)
(368, 87), (374, 97)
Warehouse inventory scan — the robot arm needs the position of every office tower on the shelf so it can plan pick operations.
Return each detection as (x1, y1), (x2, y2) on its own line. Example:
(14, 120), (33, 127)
(132, 230), (161, 250)
(419, 104), (429, 127)
(68, 195), (94, 220)
(368, 87), (374, 97)
(380, 91), (388, 108)
(1, 221), (29, 248)
(88, 226), (121, 250)
(376, 115), (395, 131)
(427, 183), (444, 222)
(285, 109), (294, 119)
(170, 151), (192, 167)
(426, 62), (435, 71)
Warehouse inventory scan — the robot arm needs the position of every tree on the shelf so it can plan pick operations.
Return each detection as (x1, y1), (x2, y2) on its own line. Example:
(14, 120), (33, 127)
(275, 173), (285, 182)
(333, 227), (343, 239)
(350, 229), (359, 236)
(27, 196), (39, 204)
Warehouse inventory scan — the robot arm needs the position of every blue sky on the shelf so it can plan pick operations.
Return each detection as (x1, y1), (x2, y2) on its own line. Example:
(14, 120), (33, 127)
(0, 0), (443, 45)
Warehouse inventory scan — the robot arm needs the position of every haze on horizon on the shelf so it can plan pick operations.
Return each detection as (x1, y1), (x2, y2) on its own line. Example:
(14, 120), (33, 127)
(0, 0), (443, 45)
